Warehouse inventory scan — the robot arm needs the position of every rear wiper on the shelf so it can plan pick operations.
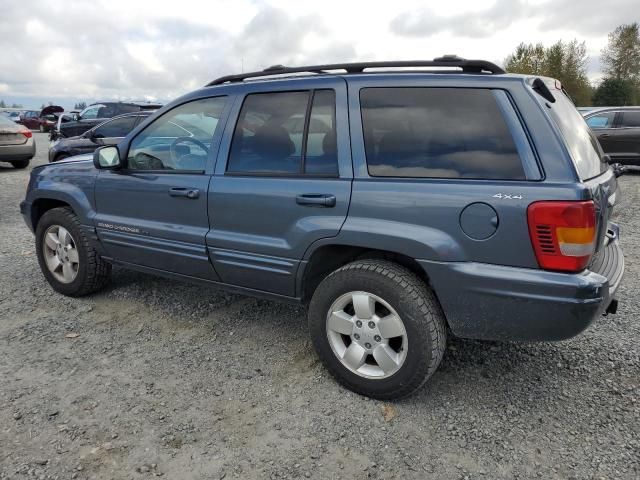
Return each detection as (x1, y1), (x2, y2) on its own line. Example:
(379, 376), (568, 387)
(532, 78), (556, 103)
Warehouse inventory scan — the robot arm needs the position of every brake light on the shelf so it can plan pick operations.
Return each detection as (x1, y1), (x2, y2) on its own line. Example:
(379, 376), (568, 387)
(19, 129), (32, 138)
(527, 200), (596, 272)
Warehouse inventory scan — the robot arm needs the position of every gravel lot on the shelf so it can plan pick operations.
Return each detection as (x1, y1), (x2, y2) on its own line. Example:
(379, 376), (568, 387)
(1, 133), (639, 480)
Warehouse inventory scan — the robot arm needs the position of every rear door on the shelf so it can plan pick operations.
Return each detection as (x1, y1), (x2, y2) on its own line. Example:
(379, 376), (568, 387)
(207, 78), (352, 296)
(94, 96), (230, 279)
(611, 110), (640, 165)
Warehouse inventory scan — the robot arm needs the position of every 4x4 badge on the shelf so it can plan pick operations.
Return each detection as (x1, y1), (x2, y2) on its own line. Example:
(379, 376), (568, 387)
(492, 193), (523, 200)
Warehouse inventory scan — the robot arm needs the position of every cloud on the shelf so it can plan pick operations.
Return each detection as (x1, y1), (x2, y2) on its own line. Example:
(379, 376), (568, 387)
(0, 1), (356, 106)
(390, 0), (637, 39)
(532, 0), (636, 36)
(390, 0), (529, 39)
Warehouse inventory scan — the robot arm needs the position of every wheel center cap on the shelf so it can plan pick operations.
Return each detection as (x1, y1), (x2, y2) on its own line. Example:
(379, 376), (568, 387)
(353, 317), (382, 350)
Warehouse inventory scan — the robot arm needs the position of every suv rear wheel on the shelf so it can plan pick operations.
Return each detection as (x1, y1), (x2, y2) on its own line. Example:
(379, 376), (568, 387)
(35, 207), (111, 296)
(308, 260), (446, 399)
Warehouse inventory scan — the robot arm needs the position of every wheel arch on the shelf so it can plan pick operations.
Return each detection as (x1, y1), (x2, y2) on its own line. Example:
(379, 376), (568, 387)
(30, 197), (74, 230)
(298, 243), (432, 303)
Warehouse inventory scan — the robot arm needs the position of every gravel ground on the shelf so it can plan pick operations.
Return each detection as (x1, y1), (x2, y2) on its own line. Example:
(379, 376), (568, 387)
(1, 133), (639, 480)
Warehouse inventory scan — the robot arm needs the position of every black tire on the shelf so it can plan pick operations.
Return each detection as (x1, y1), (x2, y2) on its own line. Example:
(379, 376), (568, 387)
(35, 207), (111, 296)
(309, 260), (446, 400)
(11, 159), (30, 169)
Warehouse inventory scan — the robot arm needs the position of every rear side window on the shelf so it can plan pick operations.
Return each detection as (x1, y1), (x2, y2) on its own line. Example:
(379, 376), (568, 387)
(360, 88), (526, 180)
(586, 112), (616, 128)
(94, 116), (138, 138)
(620, 111), (640, 128)
(533, 80), (607, 180)
(227, 90), (338, 176)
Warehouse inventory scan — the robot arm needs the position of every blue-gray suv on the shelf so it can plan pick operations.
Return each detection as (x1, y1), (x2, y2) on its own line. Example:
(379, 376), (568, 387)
(21, 57), (624, 399)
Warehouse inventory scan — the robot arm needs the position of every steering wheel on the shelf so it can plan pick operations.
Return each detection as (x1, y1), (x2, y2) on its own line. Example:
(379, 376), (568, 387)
(169, 136), (209, 164)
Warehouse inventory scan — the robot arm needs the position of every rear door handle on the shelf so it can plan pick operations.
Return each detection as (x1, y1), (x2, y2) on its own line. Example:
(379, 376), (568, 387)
(169, 187), (199, 199)
(296, 194), (336, 207)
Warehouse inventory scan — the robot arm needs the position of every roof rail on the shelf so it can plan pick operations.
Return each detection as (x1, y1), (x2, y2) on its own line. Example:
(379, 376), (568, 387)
(207, 55), (505, 86)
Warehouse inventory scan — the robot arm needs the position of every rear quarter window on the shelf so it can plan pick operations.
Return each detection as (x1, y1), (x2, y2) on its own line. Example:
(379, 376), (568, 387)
(360, 87), (527, 180)
(534, 81), (607, 180)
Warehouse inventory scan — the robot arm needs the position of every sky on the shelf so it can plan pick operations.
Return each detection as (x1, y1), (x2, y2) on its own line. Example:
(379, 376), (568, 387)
(0, 0), (637, 109)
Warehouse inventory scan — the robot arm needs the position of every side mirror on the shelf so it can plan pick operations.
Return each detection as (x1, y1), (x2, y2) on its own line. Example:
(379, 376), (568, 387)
(94, 146), (122, 170)
(73, 113), (80, 121)
(602, 154), (612, 164)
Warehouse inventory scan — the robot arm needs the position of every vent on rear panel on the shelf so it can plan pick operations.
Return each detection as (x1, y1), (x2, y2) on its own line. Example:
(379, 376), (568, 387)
(535, 225), (557, 254)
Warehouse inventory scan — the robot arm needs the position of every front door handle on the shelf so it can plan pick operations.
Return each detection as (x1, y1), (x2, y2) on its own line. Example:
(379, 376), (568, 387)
(169, 187), (199, 199)
(296, 194), (336, 207)
(599, 133), (610, 138)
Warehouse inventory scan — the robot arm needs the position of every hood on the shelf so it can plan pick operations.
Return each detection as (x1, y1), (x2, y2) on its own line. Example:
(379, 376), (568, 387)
(56, 153), (93, 164)
(40, 105), (64, 116)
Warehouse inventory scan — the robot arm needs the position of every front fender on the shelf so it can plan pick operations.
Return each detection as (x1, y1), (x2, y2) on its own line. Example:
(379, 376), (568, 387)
(25, 160), (98, 227)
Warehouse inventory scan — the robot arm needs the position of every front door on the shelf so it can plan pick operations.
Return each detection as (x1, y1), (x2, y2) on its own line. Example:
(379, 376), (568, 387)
(207, 81), (352, 296)
(94, 96), (230, 280)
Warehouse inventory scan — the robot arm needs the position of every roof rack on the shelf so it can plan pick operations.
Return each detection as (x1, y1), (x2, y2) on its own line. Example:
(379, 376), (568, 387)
(207, 55), (505, 86)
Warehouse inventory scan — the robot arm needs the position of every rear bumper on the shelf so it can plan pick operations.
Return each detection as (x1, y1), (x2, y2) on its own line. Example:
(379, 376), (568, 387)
(0, 138), (35, 161)
(419, 235), (624, 341)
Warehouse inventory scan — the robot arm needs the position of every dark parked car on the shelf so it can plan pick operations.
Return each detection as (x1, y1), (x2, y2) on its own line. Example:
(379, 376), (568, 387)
(21, 58), (624, 399)
(584, 107), (640, 165)
(58, 101), (162, 138)
(20, 106), (64, 132)
(49, 111), (152, 162)
(0, 115), (35, 168)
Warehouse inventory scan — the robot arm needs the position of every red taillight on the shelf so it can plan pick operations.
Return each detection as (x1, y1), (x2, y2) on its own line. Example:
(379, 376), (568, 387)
(19, 129), (32, 138)
(527, 200), (596, 272)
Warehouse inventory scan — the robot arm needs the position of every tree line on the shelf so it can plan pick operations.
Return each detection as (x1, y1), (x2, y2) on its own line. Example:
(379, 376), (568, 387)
(505, 23), (640, 106)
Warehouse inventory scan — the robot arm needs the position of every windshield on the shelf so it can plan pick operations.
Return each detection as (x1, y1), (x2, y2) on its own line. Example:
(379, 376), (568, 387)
(0, 116), (16, 126)
(533, 78), (607, 180)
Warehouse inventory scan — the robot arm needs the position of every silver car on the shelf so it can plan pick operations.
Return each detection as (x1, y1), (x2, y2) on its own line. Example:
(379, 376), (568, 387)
(0, 115), (35, 169)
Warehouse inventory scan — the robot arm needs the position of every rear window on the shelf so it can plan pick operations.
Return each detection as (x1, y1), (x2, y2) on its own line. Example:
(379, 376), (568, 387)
(360, 87), (526, 180)
(535, 81), (607, 180)
(620, 111), (640, 128)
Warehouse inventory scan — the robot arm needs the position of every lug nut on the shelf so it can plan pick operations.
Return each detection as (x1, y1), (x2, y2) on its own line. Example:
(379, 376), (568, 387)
(354, 333), (360, 340)
(374, 335), (381, 342)
(355, 320), (362, 328)
(368, 321), (375, 329)
(365, 343), (371, 349)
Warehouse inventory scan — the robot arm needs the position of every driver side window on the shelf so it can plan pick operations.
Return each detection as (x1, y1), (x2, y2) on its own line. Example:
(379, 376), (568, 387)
(127, 96), (227, 172)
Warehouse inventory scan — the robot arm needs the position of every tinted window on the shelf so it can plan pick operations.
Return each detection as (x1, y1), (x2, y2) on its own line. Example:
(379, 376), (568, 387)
(620, 111), (640, 128)
(127, 96), (226, 172)
(536, 83), (607, 180)
(586, 112), (616, 128)
(360, 88), (525, 179)
(226, 90), (338, 176)
(118, 104), (140, 114)
(228, 91), (308, 174)
(93, 116), (138, 138)
(304, 90), (338, 175)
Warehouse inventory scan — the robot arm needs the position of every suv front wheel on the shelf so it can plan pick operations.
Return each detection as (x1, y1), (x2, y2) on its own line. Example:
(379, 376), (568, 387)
(35, 207), (111, 296)
(308, 260), (446, 399)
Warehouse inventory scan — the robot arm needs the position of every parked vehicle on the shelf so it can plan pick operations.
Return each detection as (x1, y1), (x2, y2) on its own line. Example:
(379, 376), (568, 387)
(19, 106), (64, 132)
(21, 58), (624, 399)
(2, 110), (24, 123)
(49, 111), (152, 163)
(58, 101), (162, 138)
(0, 115), (35, 168)
(584, 107), (640, 165)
